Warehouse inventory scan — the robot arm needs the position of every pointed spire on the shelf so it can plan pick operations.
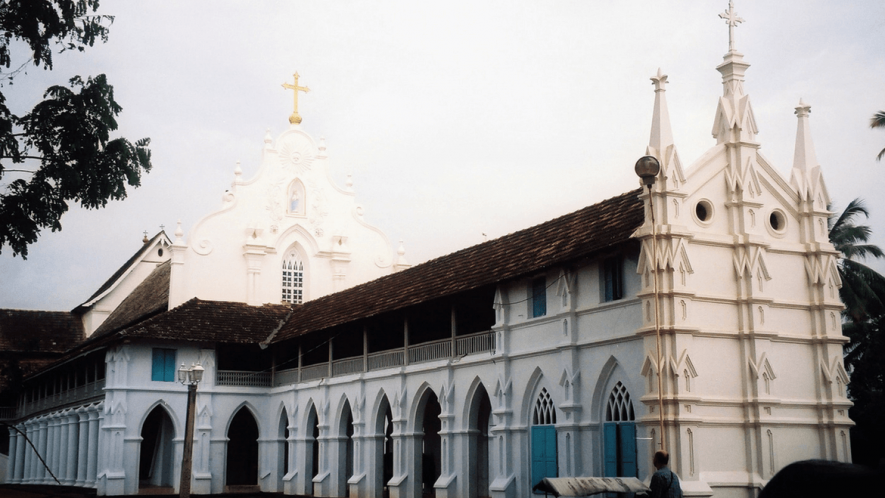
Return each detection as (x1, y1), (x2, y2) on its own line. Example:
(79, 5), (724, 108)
(711, 2), (757, 144)
(790, 99), (825, 202)
(792, 99), (819, 172)
(648, 68), (674, 156)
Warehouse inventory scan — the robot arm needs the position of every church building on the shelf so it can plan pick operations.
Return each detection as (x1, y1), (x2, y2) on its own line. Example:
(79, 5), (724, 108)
(3, 5), (853, 498)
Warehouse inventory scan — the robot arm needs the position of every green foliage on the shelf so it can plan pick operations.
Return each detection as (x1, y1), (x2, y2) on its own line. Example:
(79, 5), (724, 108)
(829, 198), (885, 323)
(872, 111), (885, 161)
(830, 199), (885, 466)
(0, 0), (151, 258)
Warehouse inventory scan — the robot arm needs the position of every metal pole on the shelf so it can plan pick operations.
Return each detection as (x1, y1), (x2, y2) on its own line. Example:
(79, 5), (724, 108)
(649, 185), (666, 452)
(180, 383), (197, 498)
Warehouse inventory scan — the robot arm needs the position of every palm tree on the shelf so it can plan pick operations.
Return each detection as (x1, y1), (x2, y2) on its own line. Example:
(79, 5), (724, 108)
(829, 198), (885, 323)
(872, 111), (885, 161)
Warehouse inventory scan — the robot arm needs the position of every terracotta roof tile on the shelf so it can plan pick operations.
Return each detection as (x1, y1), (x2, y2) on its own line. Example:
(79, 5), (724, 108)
(273, 188), (644, 342)
(0, 310), (85, 353)
(121, 298), (292, 344)
(91, 260), (171, 338)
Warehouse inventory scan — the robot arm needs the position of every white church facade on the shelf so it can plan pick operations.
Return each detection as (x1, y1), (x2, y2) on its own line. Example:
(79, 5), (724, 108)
(4, 6), (853, 498)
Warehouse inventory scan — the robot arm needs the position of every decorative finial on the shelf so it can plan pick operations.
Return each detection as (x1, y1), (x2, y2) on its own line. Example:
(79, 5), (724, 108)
(795, 98), (811, 118)
(174, 220), (184, 244)
(143, 231), (149, 244)
(160, 224), (165, 232)
(651, 68), (668, 92)
(282, 72), (310, 125)
(318, 137), (327, 153)
(345, 174), (353, 189)
(234, 161), (242, 177)
(264, 129), (273, 146)
(719, 1), (745, 53)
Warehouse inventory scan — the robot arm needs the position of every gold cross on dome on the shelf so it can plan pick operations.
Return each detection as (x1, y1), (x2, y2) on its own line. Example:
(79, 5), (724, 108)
(719, 1), (745, 53)
(282, 72), (310, 124)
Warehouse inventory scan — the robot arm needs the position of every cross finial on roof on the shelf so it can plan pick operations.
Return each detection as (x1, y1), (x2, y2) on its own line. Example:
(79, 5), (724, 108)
(160, 224), (165, 232)
(143, 231), (149, 244)
(282, 72), (310, 125)
(719, 1), (744, 53)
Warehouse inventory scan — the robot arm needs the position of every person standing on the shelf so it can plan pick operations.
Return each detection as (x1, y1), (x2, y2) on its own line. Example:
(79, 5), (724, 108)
(649, 451), (683, 498)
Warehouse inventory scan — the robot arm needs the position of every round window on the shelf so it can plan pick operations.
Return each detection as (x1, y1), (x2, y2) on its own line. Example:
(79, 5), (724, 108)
(694, 199), (714, 224)
(769, 209), (787, 233)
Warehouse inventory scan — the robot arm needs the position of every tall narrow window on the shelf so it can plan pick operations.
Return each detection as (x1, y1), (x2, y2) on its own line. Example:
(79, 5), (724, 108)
(604, 382), (637, 481)
(531, 388), (557, 491)
(282, 251), (304, 304)
(531, 277), (547, 318)
(151, 348), (176, 382)
(603, 257), (623, 302)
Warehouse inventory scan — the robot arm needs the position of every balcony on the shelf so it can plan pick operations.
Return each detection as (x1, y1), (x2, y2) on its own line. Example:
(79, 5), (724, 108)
(216, 330), (496, 388)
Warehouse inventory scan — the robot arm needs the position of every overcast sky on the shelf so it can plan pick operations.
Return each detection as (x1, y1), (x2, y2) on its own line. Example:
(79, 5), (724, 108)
(1, 0), (884, 311)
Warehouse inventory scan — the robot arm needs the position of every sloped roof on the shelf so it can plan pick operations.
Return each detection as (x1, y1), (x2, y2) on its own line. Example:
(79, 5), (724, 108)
(73, 231), (169, 312)
(273, 188), (644, 343)
(118, 298), (292, 344)
(91, 260), (172, 339)
(0, 309), (84, 354)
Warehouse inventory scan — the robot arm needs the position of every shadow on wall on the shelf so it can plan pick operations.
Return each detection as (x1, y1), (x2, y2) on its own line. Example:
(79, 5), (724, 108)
(758, 460), (880, 498)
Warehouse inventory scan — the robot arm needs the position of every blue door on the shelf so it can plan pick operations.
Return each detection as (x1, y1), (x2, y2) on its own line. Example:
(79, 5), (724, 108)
(618, 422), (637, 478)
(531, 425), (557, 490)
(603, 423), (618, 477)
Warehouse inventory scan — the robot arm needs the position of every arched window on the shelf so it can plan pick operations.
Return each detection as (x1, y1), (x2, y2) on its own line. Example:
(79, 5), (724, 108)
(606, 382), (635, 422)
(604, 382), (637, 480)
(531, 387), (557, 489)
(282, 250), (304, 304)
(533, 388), (556, 425)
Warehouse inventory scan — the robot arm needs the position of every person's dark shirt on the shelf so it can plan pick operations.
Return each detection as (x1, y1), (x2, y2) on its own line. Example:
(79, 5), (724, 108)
(649, 466), (682, 498)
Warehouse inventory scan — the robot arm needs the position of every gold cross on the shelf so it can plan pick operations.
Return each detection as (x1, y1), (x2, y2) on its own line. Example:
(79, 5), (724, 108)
(282, 72), (310, 124)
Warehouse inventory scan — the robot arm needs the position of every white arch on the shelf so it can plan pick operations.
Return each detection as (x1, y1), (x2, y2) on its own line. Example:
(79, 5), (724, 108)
(461, 375), (493, 430)
(407, 381), (437, 433)
(590, 355), (621, 424)
(137, 399), (181, 439)
(224, 401), (263, 438)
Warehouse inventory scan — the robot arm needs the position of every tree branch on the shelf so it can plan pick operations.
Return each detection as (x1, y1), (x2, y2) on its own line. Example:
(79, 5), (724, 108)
(3, 169), (36, 173)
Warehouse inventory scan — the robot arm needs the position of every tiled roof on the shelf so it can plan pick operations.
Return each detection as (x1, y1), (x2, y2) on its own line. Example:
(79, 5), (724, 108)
(74, 231), (168, 312)
(273, 188), (644, 343)
(0, 310), (85, 353)
(120, 298), (292, 344)
(91, 260), (171, 339)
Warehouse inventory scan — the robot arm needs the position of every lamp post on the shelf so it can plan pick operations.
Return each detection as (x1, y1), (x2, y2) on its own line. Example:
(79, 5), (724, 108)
(635, 155), (666, 453)
(178, 362), (204, 498)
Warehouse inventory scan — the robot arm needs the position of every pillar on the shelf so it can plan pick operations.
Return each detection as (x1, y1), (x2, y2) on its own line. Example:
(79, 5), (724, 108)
(58, 412), (70, 482)
(13, 424), (26, 483)
(86, 407), (100, 486)
(6, 426), (17, 483)
(65, 411), (80, 485)
(37, 418), (48, 482)
(76, 407), (89, 486)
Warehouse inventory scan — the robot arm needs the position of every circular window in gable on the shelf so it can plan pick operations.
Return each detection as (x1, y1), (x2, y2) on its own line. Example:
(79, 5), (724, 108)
(693, 199), (714, 226)
(768, 209), (787, 236)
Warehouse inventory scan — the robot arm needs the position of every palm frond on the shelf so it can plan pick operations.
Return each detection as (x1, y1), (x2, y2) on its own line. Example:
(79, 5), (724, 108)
(870, 111), (885, 129)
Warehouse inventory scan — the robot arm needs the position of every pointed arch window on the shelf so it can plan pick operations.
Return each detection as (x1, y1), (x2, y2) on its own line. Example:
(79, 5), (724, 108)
(533, 388), (557, 425)
(606, 381), (635, 422)
(281, 250), (304, 304)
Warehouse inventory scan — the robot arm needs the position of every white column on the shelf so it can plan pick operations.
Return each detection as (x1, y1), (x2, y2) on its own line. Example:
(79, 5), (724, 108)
(6, 426), (17, 483)
(76, 407), (89, 486)
(13, 424), (26, 483)
(86, 407), (100, 486)
(23, 421), (34, 483)
(59, 412), (70, 482)
(48, 413), (59, 483)
(37, 418), (48, 482)
(65, 412), (79, 485)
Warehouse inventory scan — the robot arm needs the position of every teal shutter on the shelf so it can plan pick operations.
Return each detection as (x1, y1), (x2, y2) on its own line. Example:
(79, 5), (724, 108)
(603, 423), (617, 477)
(531, 425), (557, 491)
(163, 350), (177, 382)
(151, 349), (164, 381)
(532, 278), (546, 317)
(618, 422), (637, 477)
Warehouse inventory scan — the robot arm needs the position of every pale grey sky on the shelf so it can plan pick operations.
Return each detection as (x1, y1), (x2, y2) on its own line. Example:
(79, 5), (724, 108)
(2, 0), (884, 310)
